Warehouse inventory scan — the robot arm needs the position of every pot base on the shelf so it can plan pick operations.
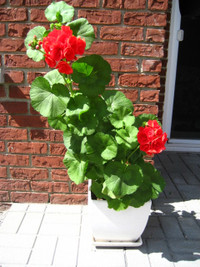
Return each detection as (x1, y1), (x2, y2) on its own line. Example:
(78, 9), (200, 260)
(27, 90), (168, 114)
(93, 236), (143, 248)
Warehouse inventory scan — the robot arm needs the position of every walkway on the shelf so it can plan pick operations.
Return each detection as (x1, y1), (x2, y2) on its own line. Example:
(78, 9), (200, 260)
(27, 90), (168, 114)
(0, 151), (200, 266)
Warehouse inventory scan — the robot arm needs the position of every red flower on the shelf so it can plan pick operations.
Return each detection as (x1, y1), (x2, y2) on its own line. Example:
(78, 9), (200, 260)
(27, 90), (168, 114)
(42, 26), (86, 74)
(56, 61), (73, 75)
(137, 120), (167, 155)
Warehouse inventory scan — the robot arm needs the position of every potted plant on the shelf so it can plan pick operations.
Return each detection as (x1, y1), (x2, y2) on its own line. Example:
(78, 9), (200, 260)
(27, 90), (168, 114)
(25, 1), (167, 247)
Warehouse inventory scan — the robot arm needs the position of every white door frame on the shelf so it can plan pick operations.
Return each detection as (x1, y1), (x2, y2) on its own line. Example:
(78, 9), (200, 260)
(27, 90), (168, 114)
(162, 0), (200, 152)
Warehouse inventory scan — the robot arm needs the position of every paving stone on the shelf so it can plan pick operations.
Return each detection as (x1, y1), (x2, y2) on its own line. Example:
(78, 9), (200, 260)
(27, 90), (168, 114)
(159, 216), (184, 239)
(176, 185), (200, 200)
(18, 212), (44, 234)
(168, 240), (200, 254)
(0, 247), (31, 264)
(0, 211), (25, 234)
(126, 244), (150, 267)
(0, 233), (35, 248)
(178, 217), (200, 239)
(147, 239), (174, 267)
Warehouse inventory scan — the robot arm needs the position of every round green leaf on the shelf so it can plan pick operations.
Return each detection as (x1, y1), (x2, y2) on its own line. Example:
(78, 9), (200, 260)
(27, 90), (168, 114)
(115, 126), (138, 149)
(44, 70), (65, 86)
(66, 94), (90, 117)
(30, 77), (70, 117)
(48, 115), (68, 131)
(102, 90), (134, 113)
(104, 162), (143, 198)
(86, 132), (117, 161)
(25, 26), (46, 61)
(72, 55), (111, 96)
(109, 107), (135, 129)
(67, 18), (95, 50)
(63, 151), (88, 184)
(45, 1), (74, 23)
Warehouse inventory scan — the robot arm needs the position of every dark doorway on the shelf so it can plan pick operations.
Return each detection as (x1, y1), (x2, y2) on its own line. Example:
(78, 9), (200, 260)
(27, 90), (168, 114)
(171, 0), (200, 139)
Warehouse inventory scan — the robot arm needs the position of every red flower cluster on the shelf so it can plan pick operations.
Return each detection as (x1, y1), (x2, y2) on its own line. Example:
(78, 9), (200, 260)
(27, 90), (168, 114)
(42, 26), (86, 74)
(137, 120), (167, 155)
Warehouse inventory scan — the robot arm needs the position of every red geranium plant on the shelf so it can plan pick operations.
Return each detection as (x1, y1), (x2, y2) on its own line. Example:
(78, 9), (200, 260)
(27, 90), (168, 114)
(25, 1), (167, 211)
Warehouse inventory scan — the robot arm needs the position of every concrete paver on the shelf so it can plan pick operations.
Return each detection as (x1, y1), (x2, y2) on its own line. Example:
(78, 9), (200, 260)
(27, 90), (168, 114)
(0, 151), (199, 266)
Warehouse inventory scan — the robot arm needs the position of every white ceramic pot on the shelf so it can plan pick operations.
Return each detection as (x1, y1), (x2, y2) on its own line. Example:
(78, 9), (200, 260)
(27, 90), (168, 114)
(88, 181), (151, 244)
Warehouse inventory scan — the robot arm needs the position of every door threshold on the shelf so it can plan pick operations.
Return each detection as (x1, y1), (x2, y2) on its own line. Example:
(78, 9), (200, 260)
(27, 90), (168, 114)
(166, 139), (200, 152)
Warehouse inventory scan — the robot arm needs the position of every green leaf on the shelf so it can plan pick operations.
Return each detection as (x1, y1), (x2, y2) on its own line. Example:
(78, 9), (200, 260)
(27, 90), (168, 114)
(25, 26), (46, 61)
(48, 115), (68, 131)
(109, 107), (135, 129)
(115, 126), (138, 150)
(102, 90), (134, 113)
(66, 94), (90, 118)
(45, 1), (74, 23)
(134, 113), (160, 128)
(30, 77), (70, 117)
(72, 55), (111, 96)
(104, 162), (143, 198)
(63, 150), (88, 184)
(68, 110), (98, 136)
(63, 131), (85, 154)
(86, 132), (118, 161)
(67, 18), (95, 50)
(44, 70), (65, 86)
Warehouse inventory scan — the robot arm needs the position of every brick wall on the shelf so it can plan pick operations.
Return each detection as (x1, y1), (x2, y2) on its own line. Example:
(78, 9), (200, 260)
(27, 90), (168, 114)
(0, 0), (170, 204)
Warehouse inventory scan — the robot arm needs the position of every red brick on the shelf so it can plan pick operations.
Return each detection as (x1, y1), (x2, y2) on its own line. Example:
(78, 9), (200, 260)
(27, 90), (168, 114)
(52, 182), (69, 193)
(11, 192), (49, 203)
(5, 55), (45, 68)
(0, 8), (27, 21)
(0, 128), (27, 140)
(30, 106), (40, 115)
(0, 102), (28, 114)
(142, 59), (162, 72)
(0, 166), (7, 178)
(30, 129), (50, 141)
(133, 104), (158, 116)
(85, 42), (118, 55)
(10, 167), (48, 180)
(0, 191), (9, 202)
(0, 85), (5, 97)
(9, 0), (23, 5)
(0, 0), (6, 5)
(0, 115), (7, 126)
(100, 26), (143, 41)
(71, 181), (88, 193)
(124, 12), (167, 26)
(72, 0), (99, 7)
(9, 86), (30, 99)
(5, 71), (24, 83)
(0, 24), (5, 36)
(49, 130), (63, 142)
(146, 29), (165, 43)
(121, 43), (164, 58)
(106, 58), (139, 72)
(50, 194), (87, 204)
(50, 143), (66, 156)
(78, 10), (121, 24)
(119, 74), (160, 88)
(0, 179), (30, 191)
(103, 0), (146, 9)
(0, 39), (25, 52)
(32, 155), (64, 168)
(148, 0), (168, 10)
(51, 169), (70, 181)
(108, 74), (115, 87)
(119, 89), (138, 102)
(31, 181), (52, 192)
(9, 115), (48, 128)
(8, 142), (47, 154)
(25, 0), (51, 6)
(30, 9), (48, 22)
(0, 141), (5, 151)
(27, 72), (46, 84)
(8, 23), (48, 37)
(0, 154), (29, 166)
(140, 90), (159, 102)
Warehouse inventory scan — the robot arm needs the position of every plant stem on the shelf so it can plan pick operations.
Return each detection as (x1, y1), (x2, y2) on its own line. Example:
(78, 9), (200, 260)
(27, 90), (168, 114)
(127, 145), (139, 162)
(62, 74), (74, 96)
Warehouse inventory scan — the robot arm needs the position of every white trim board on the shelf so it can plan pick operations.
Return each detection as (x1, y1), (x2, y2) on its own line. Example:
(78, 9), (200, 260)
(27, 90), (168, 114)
(162, 0), (200, 152)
